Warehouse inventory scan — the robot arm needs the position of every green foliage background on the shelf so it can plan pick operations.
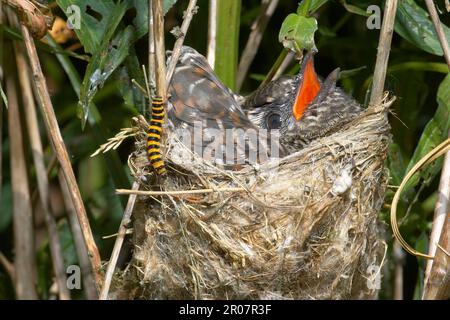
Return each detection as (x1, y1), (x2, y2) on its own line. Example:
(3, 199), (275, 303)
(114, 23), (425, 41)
(0, 0), (449, 299)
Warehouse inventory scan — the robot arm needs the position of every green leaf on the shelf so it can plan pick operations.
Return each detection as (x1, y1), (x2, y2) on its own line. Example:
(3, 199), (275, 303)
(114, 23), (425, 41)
(118, 53), (147, 115)
(58, 220), (78, 267)
(388, 62), (449, 74)
(297, 0), (312, 16)
(77, 0), (133, 126)
(129, 0), (179, 39)
(57, 0), (117, 54)
(279, 14), (318, 53)
(46, 35), (131, 203)
(395, 0), (450, 56)
(403, 73), (450, 193)
(339, 0), (370, 17)
(163, 0), (179, 15)
(297, 0), (329, 15)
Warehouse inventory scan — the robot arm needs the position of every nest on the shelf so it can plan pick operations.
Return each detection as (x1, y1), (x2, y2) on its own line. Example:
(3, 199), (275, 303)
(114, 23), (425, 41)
(116, 99), (393, 300)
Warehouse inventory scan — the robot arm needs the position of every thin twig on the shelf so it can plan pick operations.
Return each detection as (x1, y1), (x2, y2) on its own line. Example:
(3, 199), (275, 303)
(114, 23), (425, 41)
(259, 49), (288, 88)
(165, 0), (198, 89)
(100, 181), (140, 300)
(424, 0), (450, 69)
(0, 251), (15, 282)
(152, 0), (167, 99)
(369, 0), (398, 106)
(148, 0), (156, 87)
(4, 36), (37, 299)
(12, 20), (70, 300)
(207, 0), (217, 68)
(273, 51), (295, 80)
(58, 171), (98, 300)
(116, 187), (246, 196)
(19, 18), (102, 292)
(237, 0), (280, 91)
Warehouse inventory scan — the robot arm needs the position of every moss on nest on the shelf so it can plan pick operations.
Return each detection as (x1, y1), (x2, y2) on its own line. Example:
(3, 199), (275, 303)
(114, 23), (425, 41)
(116, 98), (393, 300)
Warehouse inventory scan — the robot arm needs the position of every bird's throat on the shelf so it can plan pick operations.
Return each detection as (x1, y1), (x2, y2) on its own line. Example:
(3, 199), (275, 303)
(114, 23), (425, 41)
(293, 57), (321, 121)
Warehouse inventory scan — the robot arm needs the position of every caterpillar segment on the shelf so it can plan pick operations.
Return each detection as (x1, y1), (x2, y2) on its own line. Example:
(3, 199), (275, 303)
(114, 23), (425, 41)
(147, 97), (167, 175)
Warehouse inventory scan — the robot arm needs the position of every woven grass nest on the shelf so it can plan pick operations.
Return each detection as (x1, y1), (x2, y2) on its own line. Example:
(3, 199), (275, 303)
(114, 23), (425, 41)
(116, 98), (393, 300)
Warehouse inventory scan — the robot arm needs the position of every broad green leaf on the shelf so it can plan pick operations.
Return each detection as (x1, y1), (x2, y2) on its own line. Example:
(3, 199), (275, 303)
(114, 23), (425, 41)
(57, 0), (178, 53)
(403, 73), (450, 193)
(119, 52), (147, 115)
(57, 0), (117, 54)
(78, 0), (133, 126)
(79, 25), (134, 116)
(46, 35), (131, 200)
(279, 14), (318, 53)
(395, 0), (450, 56)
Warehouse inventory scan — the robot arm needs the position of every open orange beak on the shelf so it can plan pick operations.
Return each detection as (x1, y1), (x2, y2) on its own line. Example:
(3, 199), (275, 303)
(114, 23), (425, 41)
(292, 53), (321, 121)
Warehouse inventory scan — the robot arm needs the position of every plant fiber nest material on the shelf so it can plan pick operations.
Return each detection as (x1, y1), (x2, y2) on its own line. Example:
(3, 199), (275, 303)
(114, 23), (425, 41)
(117, 98), (393, 299)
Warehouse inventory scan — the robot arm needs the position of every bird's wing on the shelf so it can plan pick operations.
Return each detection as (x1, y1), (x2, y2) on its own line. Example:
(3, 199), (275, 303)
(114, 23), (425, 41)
(168, 46), (283, 166)
(168, 46), (252, 130)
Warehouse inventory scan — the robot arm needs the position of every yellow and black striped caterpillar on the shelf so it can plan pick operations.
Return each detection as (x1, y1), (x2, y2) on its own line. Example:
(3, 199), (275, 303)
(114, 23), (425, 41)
(147, 96), (167, 175)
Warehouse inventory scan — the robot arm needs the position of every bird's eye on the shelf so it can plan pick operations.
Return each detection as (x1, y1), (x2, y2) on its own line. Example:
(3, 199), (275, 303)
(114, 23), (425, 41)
(266, 113), (281, 129)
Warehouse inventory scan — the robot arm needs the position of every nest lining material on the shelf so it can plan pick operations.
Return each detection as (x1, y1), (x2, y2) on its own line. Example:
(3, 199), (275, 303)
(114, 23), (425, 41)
(117, 99), (393, 300)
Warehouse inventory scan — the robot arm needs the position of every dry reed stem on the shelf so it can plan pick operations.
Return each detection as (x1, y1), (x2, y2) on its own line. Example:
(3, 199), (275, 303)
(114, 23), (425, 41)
(152, 0), (167, 99)
(148, 0), (156, 86)
(100, 181), (140, 300)
(165, 0), (198, 89)
(207, 0), (217, 68)
(5, 42), (37, 299)
(58, 171), (98, 300)
(369, 0), (398, 106)
(424, 0), (450, 69)
(12, 25), (70, 299)
(422, 0), (450, 300)
(423, 216), (450, 299)
(4, 0), (48, 38)
(19, 19), (102, 293)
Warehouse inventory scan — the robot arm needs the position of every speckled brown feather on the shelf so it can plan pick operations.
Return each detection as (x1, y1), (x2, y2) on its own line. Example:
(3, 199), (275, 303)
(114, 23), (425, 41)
(167, 47), (286, 167)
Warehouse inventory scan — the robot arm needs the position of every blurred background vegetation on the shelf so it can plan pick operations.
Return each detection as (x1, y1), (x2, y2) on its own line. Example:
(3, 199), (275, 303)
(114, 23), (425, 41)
(0, 0), (449, 299)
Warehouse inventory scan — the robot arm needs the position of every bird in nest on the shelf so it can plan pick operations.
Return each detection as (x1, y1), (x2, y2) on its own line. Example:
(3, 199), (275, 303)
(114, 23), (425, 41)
(163, 46), (362, 168)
